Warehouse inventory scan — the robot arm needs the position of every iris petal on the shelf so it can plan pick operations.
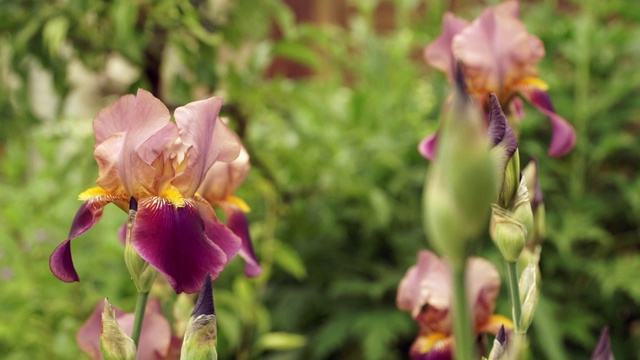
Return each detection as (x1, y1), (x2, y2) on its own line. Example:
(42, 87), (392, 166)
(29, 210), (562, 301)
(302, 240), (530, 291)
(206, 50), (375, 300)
(418, 133), (438, 160)
(132, 197), (232, 294)
(226, 208), (262, 277)
(49, 195), (116, 282)
(519, 87), (576, 157)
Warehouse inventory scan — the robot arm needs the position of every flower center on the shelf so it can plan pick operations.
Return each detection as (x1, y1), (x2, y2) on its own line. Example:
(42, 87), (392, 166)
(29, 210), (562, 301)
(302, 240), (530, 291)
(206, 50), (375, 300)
(160, 187), (186, 208)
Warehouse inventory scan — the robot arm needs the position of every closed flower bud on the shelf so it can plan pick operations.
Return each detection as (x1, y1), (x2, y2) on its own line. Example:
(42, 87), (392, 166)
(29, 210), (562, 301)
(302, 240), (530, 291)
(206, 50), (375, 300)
(181, 274), (218, 360)
(490, 205), (526, 263)
(510, 178), (534, 238)
(518, 254), (540, 332)
(100, 299), (136, 360)
(424, 68), (496, 266)
(124, 198), (157, 293)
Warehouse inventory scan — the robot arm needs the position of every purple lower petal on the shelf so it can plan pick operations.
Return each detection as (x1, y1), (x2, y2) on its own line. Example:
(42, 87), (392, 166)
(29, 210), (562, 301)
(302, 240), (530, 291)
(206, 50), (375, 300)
(418, 133), (438, 160)
(49, 197), (113, 282)
(227, 208), (262, 277)
(132, 197), (230, 294)
(519, 88), (576, 157)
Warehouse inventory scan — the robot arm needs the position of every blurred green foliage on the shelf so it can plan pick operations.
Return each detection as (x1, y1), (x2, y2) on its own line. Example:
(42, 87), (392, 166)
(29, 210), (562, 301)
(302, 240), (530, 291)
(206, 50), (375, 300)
(0, 0), (639, 359)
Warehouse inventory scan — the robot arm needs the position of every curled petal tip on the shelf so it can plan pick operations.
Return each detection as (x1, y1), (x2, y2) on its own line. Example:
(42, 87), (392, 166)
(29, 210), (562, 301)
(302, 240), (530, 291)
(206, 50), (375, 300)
(49, 240), (80, 282)
(418, 133), (438, 160)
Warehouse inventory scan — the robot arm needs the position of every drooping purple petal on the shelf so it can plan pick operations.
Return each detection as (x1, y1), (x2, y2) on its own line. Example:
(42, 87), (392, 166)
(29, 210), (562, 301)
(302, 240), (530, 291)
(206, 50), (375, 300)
(132, 197), (230, 294)
(226, 208), (262, 277)
(488, 93), (518, 157)
(194, 197), (242, 264)
(519, 87), (576, 157)
(424, 13), (469, 81)
(591, 327), (614, 360)
(49, 195), (116, 282)
(418, 133), (438, 160)
(172, 98), (242, 198)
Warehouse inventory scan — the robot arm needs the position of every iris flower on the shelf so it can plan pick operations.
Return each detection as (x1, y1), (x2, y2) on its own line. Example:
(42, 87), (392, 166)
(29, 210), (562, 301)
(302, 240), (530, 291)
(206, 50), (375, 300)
(420, 0), (576, 160)
(397, 250), (512, 359)
(198, 140), (263, 277)
(49, 89), (244, 294)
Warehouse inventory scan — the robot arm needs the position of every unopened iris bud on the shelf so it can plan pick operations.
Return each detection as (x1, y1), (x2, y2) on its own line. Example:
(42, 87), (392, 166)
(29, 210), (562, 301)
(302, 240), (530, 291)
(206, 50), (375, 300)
(181, 274), (218, 360)
(424, 68), (496, 266)
(490, 205), (526, 263)
(100, 299), (136, 360)
(510, 178), (534, 238)
(522, 160), (546, 248)
(488, 325), (507, 360)
(487, 94), (519, 209)
(518, 258), (539, 332)
(124, 197), (157, 293)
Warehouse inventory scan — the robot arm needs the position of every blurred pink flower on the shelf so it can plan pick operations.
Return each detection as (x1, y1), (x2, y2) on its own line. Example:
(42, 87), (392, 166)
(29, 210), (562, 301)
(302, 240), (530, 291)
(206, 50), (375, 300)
(397, 250), (511, 359)
(77, 299), (181, 360)
(50, 89), (244, 293)
(420, 1), (576, 159)
(198, 141), (262, 277)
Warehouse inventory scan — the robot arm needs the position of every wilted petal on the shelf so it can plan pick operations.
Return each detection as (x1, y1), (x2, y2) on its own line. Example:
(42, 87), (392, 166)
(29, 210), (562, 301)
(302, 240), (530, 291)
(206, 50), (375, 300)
(425, 13), (469, 80)
(591, 327), (615, 360)
(132, 197), (231, 293)
(418, 133), (438, 160)
(519, 87), (576, 157)
(198, 143), (250, 203)
(226, 208), (262, 277)
(397, 250), (451, 318)
(49, 194), (117, 282)
(77, 299), (177, 360)
(172, 98), (242, 198)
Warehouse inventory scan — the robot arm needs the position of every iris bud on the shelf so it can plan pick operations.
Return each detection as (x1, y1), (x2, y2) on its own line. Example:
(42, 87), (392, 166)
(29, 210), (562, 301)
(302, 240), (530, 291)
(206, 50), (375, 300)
(181, 275), (218, 360)
(490, 205), (526, 263)
(518, 258), (540, 332)
(100, 299), (136, 360)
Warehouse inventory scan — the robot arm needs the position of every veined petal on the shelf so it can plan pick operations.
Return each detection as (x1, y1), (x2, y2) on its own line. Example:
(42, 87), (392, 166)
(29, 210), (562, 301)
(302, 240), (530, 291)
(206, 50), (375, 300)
(194, 197), (242, 265)
(424, 13), (469, 80)
(173, 98), (242, 198)
(49, 194), (118, 282)
(518, 87), (576, 157)
(132, 197), (230, 294)
(418, 133), (438, 160)
(226, 208), (262, 277)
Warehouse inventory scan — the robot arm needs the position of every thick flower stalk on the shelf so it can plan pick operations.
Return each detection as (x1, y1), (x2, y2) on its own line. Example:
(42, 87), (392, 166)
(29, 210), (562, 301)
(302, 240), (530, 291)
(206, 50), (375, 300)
(198, 141), (262, 277)
(419, 0), (576, 160)
(397, 250), (512, 359)
(49, 89), (244, 294)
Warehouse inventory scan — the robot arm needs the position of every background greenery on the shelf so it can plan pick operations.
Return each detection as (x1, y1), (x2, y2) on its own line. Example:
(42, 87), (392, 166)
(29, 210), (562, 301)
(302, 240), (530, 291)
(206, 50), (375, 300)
(1, 0), (639, 359)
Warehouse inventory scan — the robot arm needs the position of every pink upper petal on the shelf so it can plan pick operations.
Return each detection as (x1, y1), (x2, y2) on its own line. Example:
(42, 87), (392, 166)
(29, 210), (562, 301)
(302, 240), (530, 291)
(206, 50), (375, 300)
(132, 197), (232, 293)
(453, 4), (544, 98)
(198, 141), (250, 203)
(424, 13), (469, 80)
(172, 97), (242, 198)
(397, 250), (451, 318)
(519, 87), (576, 157)
(49, 195), (116, 282)
(466, 257), (501, 328)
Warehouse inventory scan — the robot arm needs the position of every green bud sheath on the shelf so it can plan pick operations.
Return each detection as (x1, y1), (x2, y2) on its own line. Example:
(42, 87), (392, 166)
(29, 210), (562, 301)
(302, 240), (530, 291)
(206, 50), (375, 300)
(100, 299), (136, 360)
(518, 256), (540, 332)
(490, 205), (526, 263)
(181, 274), (218, 360)
(123, 204), (157, 293)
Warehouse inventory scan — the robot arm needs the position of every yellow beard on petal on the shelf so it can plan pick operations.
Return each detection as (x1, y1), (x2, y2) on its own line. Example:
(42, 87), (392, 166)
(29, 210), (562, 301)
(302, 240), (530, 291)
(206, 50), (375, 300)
(161, 187), (186, 208)
(514, 77), (549, 91)
(418, 332), (449, 354)
(78, 187), (111, 201)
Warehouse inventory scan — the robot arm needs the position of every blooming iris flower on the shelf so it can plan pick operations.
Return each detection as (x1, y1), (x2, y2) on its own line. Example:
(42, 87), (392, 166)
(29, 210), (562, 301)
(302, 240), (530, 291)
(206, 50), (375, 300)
(397, 250), (512, 359)
(198, 140), (262, 277)
(420, 0), (576, 160)
(49, 89), (244, 294)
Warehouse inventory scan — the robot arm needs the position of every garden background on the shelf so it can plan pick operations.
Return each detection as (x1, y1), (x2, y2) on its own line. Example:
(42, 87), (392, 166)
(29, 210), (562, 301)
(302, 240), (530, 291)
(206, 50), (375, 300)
(1, 0), (639, 358)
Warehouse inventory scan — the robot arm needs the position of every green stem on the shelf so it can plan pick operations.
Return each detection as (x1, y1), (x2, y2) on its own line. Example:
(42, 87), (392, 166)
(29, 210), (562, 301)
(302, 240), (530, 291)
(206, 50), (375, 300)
(506, 261), (522, 331)
(452, 262), (474, 360)
(131, 290), (150, 348)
